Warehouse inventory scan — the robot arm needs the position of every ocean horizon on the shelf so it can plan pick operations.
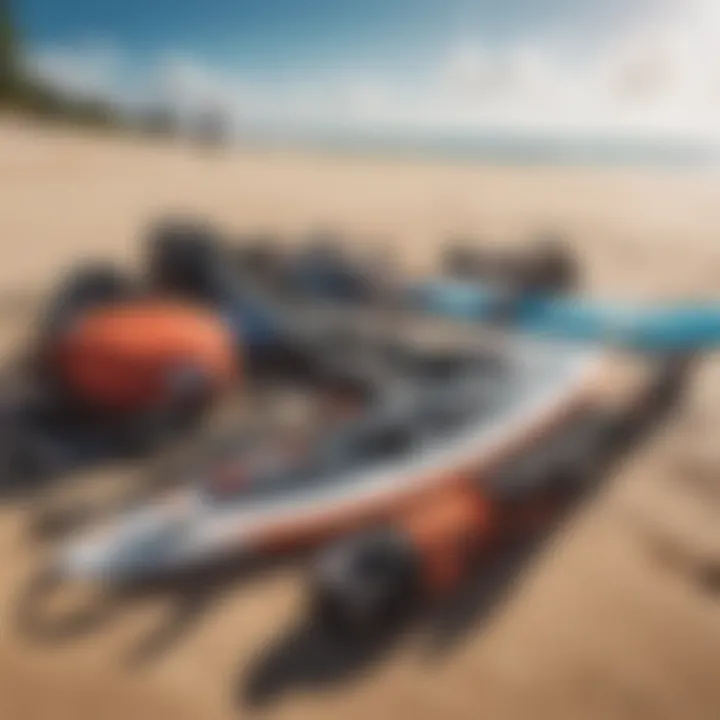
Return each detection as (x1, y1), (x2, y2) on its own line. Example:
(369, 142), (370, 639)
(239, 127), (720, 169)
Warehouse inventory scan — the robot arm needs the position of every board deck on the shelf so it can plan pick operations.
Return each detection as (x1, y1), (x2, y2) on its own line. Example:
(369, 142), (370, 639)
(410, 280), (720, 352)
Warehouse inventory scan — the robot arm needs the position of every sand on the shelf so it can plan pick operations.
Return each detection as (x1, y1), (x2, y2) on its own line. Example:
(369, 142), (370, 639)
(1, 116), (720, 720)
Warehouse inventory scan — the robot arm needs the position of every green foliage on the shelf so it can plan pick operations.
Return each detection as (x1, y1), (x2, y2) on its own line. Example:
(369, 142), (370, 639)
(0, 0), (189, 141)
(0, 0), (19, 99)
(0, 0), (120, 129)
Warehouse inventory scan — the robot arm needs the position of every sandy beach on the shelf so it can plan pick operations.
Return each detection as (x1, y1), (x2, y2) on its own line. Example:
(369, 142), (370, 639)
(1, 117), (720, 720)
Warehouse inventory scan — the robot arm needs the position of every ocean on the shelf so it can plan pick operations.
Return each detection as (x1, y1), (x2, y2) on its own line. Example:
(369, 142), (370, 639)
(241, 127), (720, 169)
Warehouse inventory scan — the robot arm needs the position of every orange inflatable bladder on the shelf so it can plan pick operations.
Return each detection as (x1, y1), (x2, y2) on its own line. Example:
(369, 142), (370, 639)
(51, 300), (238, 413)
(399, 482), (495, 597)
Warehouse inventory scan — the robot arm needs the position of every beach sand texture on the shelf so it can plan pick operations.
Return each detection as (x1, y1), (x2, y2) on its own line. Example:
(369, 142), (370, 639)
(1, 118), (720, 720)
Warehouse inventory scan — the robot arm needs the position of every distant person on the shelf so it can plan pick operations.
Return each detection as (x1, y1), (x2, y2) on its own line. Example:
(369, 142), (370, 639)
(196, 107), (229, 150)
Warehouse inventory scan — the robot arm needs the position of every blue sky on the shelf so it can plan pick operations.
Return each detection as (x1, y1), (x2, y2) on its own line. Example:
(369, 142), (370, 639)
(18, 0), (671, 76)
(15, 0), (720, 142)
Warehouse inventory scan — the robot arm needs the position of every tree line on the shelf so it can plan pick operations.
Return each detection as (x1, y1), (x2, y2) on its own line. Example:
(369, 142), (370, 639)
(0, 0), (229, 143)
(0, 0), (121, 127)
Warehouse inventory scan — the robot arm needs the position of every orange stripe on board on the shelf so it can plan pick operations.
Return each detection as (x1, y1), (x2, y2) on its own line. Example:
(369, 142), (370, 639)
(250, 356), (606, 554)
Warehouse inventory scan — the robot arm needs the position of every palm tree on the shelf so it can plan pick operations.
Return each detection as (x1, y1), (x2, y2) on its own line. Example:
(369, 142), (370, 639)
(0, 0), (19, 101)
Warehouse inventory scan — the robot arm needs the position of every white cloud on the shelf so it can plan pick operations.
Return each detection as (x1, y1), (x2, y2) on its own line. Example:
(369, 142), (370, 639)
(24, 40), (125, 102)
(23, 0), (720, 146)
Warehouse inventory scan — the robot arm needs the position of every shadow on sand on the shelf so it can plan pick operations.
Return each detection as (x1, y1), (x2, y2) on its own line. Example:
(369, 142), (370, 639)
(239, 378), (690, 709)
(239, 516), (558, 709)
(14, 550), (299, 669)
